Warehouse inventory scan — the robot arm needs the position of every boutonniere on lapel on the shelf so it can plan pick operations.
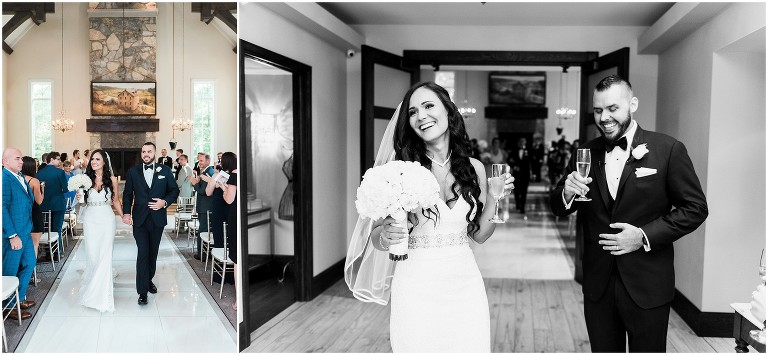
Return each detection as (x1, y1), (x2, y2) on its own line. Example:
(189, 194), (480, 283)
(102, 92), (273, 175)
(155, 167), (162, 173)
(631, 143), (649, 161)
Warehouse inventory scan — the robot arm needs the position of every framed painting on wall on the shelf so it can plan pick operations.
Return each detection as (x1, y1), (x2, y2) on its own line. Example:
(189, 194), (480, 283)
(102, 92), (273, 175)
(91, 81), (156, 116)
(488, 72), (546, 106)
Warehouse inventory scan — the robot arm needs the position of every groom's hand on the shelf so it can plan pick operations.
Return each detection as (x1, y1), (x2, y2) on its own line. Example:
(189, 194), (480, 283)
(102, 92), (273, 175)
(563, 171), (592, 201)
(122, 214), (133, 225)
(598, 223), (644, 255)
(148, 198), (166, 211)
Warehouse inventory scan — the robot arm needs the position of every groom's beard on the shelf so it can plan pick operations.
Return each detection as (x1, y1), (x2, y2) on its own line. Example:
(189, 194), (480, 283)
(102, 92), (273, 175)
(599, 111), (632, 142)
(142, 155), (155, 164)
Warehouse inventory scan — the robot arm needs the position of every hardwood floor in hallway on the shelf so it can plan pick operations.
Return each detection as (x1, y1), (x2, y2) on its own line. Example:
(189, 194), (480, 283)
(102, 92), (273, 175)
(246, 183), (742, 353)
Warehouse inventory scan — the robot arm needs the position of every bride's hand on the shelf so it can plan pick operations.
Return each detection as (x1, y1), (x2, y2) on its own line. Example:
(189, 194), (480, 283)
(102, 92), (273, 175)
(380, 216), (408, 248)
(75, 191), (82, 201)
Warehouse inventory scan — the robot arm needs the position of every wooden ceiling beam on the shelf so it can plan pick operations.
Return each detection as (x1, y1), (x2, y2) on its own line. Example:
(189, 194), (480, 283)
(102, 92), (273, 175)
(3, 12), (32, 40)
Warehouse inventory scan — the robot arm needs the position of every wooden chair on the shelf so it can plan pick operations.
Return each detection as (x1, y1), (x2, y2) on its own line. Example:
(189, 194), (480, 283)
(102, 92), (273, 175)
(210, 221), (235, 299)
(174, 196), (196, 239)
(2, 276), (22, 352)
(39, 211), (61, 270)
(199, 211), (214, 270)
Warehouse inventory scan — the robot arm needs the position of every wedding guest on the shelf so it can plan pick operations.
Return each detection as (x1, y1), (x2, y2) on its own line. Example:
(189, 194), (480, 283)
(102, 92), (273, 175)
(71, 149), (84, 175)
(60, 153), (68, 166)
(37, 151), (68, 257)
(174, 149), (183, 180)
(215, 152), (223, 170)
(189, 153), (214, 260)
(509, 137), (531, 214)
(175, 154), (194, 198)
(531, 138), (545, 182)
(202, 151), (238, 308)
(192, 152), (205, 175)
(38, 153), (48, 171)
(83, 149), (90, 169)
(21, 157), (44, 263)
(2, 148), (36, 320)
(551, 75), (708, 352)
(61, 160), (76, 208)
(488, 137), (507, 165)
(157, 148), (173, 168)
(34, 158), (40, 171)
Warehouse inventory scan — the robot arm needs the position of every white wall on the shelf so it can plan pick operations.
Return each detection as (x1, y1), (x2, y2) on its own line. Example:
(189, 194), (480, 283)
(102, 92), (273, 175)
(240, 3), (349, 277)
(2, 3), (237, 159)
(656, 2), (766, 312)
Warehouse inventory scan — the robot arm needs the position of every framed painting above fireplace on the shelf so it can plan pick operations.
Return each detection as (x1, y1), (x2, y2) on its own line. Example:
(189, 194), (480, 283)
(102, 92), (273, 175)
(488, 72), (546, 106)
(91, 81), (156, 116)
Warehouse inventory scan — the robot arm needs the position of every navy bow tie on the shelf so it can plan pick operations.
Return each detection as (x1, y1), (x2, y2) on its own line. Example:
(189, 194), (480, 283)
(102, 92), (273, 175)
(144, 164), (153, 170)
(605, 136), (628, 152)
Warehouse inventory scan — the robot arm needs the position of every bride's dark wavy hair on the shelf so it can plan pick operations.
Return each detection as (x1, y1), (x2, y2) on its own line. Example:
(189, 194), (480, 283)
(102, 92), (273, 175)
(393, 82), (483, 236)
(84, 149), (114, 201)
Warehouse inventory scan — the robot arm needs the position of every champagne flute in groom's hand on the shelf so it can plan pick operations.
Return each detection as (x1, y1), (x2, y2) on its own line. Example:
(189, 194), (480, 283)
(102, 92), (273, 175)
(575, 149), (592, 202)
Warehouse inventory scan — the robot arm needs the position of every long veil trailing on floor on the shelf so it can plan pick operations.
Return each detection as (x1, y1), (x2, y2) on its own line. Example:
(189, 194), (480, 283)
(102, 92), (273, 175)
(344, 103), (401, 305)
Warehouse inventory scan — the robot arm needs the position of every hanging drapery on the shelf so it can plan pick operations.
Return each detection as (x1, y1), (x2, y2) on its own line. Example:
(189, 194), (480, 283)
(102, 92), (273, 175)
(278, 153), (294, 220)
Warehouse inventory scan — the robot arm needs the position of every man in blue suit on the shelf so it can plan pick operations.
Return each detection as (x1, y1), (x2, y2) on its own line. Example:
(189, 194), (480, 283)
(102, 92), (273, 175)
(2, 148), (37, 320)
(37, 151), (67, 257)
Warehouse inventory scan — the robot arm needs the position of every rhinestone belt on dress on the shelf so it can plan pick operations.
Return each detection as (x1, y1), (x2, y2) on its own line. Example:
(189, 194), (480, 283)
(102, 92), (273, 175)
(86, 201), (110, 206)
(408, 231), (469, 249)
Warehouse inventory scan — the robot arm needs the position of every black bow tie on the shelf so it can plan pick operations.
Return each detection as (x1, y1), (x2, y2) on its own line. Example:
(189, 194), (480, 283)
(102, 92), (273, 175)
(605, 136), (628, 152)
(144, 164), (153, 170)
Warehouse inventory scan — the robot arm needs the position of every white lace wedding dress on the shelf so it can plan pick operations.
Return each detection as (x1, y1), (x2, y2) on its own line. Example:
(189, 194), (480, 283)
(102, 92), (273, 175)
(390, 195), (491, 352)
(78, 187), (115, 312)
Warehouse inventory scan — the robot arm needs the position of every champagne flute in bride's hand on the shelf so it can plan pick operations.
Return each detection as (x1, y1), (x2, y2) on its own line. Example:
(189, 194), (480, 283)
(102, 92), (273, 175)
(575, 149), (592, 202)
(488, 164), (508, 223)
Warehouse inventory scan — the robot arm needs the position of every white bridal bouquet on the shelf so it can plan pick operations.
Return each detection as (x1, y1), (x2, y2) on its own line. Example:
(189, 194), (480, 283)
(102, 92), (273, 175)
(355, 160), (440, 261)
(67, 174), (93, 206)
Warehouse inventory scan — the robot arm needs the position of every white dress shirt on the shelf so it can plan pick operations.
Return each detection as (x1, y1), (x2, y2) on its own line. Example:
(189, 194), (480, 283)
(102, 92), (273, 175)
(143, 163), (154, 188)
(562, 120), (651, 252)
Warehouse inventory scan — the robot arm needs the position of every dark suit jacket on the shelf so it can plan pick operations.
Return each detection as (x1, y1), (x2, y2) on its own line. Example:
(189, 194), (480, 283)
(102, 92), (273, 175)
(122, 163), (180, 227)
(37, 165), (68, 212)
(510, 148), (532, 183)
(2, 168), (34, 239)
(158, 156), (173, 168)
(550, 125), (708, 309)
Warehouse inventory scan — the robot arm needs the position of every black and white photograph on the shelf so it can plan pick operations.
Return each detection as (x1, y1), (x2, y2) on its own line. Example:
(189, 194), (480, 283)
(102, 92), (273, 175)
(2, 2), (237, 352)
(240, 2), (766, 353)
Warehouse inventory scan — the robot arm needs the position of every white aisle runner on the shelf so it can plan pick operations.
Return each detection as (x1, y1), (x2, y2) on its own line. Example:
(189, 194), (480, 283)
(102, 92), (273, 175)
(17, 216), (236, 353)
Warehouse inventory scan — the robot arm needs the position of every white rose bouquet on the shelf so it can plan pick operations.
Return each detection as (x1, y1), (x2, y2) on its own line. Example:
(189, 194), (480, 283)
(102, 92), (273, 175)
(67, 174), (93, 206)
(355, 160), (440, 261)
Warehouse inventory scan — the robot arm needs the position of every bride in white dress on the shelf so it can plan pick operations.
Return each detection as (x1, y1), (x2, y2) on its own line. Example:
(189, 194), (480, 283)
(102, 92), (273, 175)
(345, 82), (514, 352)
(76, 149), (123, 312)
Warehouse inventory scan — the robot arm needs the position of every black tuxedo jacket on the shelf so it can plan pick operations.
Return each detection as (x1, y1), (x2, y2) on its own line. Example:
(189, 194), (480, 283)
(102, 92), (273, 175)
(158, 156), (173, 168)
(122, 163), (180, 227)
(510, 148), (532, 182)
(550, 125), (708, 309)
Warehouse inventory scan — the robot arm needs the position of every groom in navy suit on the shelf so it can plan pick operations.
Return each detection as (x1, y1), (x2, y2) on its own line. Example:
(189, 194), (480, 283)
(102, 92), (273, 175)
(122, 142), (179, 305)
(2, 148), (37, 320)
(550, 75), (708, 352)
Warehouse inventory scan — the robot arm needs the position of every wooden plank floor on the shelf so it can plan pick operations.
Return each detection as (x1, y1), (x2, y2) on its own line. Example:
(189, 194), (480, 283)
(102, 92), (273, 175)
(246, 279), (745, 353)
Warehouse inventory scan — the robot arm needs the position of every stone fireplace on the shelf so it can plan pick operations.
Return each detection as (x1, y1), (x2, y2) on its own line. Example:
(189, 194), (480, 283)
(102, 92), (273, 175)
(87, 2), (158, 152)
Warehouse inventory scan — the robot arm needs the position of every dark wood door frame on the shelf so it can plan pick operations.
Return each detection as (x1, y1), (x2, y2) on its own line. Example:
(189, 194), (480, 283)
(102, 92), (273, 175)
(239, 39), (313, 351)
(360, 45), (419, 176)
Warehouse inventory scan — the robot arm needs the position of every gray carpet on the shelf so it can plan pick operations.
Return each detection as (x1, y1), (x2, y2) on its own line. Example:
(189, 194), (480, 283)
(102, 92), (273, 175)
(166, 228), (237, 327)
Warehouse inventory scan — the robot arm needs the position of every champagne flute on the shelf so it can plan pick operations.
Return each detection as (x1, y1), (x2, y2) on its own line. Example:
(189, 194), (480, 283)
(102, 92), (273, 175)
(575, 149), (592, 202)
(749, 249), (766, 344)
(488, 164), (507, 223)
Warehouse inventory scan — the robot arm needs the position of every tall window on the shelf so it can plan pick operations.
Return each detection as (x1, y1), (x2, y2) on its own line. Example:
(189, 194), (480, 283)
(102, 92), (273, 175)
(30, 81), (53, 159)
(434, 71), (456, 101)
(192, 80), (215, 156)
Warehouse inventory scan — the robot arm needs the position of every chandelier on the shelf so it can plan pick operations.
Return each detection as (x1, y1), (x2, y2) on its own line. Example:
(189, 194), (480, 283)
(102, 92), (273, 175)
(172, 113), (193, 132)
(52, 110), (74, 132)
(53, 4), (74, 133)
(556, 67), (577, 120)
(457, 71), (477, 119)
